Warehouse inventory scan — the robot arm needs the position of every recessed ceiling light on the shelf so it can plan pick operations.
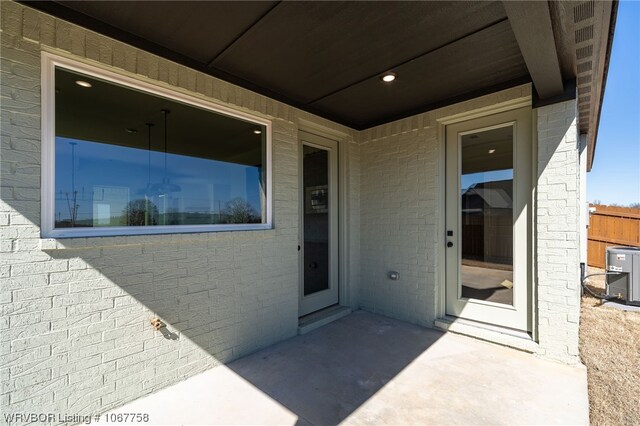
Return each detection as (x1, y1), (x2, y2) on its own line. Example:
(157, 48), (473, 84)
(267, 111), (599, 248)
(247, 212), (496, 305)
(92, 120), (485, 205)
(488, 149), (496, 154)
(75, 80), (92, 88)
(253, 129), (262, 134)
(126, 128), (138, 134)
(381, 72), (397, 83)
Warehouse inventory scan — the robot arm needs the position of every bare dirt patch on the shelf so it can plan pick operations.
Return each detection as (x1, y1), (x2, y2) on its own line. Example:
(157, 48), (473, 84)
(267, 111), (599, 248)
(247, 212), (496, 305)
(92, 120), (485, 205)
(580, 267), (640, 425)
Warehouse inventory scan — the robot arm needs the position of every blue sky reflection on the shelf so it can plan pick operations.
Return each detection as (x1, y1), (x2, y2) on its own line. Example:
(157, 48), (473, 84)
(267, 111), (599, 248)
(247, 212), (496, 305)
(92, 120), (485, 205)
(55, 137), (262, 227)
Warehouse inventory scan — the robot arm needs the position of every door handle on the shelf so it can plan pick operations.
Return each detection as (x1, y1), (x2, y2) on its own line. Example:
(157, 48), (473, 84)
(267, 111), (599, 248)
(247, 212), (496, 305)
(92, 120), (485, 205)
(447, 241), (454, 248)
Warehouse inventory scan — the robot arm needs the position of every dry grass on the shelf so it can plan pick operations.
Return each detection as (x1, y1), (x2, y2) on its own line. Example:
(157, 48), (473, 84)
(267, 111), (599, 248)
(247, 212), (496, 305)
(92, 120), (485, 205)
(580, 267), (640, 426)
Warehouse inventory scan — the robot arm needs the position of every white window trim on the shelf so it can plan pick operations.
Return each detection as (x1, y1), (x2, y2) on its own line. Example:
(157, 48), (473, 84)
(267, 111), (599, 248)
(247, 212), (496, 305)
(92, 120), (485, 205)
(41, 52), (273, 238)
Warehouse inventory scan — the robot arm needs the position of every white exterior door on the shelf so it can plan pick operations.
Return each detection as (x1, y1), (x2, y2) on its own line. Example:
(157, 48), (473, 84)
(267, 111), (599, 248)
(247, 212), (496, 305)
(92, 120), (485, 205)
(299, 131), (339, 316)
(445, 107), (532, 331)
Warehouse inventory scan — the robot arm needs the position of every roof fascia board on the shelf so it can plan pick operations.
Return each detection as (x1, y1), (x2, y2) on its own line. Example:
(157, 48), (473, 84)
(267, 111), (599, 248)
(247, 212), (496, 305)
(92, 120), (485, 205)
(503, 1), (565, 99)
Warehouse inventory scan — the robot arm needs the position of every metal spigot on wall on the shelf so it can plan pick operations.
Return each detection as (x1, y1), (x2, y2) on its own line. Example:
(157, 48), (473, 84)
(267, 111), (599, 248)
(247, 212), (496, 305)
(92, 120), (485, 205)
(150, 318), (164, 331)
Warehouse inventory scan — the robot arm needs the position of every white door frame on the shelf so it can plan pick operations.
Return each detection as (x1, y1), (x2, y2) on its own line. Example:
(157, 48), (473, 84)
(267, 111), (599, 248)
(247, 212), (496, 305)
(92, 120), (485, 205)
(298, 131), (340, 316)
(444, 107), (532, 332)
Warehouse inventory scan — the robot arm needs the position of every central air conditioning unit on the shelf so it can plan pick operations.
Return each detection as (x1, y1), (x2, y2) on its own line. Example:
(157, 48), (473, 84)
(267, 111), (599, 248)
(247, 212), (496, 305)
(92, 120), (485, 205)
(606, 246), (640, 306)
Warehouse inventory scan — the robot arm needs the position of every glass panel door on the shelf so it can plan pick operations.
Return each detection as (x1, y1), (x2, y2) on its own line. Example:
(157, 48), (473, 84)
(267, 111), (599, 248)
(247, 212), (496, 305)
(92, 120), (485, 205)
(460, 126), (514, 306)
(445, 107), (532, 332)
(299, 132), (339, 316)
(303, 145), (330, 296)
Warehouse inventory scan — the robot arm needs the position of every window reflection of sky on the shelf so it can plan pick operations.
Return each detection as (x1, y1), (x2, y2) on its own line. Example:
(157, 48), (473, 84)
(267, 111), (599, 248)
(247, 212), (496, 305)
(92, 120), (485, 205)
(55, 137), (262, 225)
(461, 169), (513, 193)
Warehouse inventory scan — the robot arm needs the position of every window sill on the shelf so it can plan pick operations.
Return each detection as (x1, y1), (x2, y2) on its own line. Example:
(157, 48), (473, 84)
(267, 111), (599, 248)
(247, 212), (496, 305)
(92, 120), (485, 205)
(40, 224), (274, 251)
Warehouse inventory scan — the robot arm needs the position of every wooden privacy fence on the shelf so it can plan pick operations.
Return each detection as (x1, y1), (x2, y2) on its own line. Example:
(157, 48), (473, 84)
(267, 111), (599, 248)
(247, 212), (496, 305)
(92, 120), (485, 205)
(588, 204), (640, 268)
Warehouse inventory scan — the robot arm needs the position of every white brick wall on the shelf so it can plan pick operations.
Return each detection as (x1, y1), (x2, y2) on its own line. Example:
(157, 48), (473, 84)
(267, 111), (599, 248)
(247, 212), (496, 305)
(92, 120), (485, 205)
(535, 99), (582, 364)
(357, 95), (582, 364)
(357, 86), (533, 327)
(1, 0), (585, 420)
(358, 127), (438, 325)
(1, 1), (360, 420)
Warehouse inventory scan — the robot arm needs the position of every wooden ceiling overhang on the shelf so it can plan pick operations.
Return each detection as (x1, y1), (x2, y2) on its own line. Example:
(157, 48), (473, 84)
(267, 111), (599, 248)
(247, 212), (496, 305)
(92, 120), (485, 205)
(22, 1), (617, 170)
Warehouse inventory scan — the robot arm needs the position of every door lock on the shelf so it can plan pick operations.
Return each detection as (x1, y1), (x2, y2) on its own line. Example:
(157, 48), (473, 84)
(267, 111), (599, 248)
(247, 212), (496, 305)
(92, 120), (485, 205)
(447, 241), (454, 248)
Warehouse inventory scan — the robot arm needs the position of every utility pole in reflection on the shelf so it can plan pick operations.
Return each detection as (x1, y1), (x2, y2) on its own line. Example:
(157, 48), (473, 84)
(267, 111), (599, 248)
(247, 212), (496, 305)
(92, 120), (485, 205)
(66, 141), (79, 227)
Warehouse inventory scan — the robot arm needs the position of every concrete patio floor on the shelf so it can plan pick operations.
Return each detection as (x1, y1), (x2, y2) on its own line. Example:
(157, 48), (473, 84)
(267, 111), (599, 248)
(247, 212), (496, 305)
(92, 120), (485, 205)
(100, 311), (588, 425)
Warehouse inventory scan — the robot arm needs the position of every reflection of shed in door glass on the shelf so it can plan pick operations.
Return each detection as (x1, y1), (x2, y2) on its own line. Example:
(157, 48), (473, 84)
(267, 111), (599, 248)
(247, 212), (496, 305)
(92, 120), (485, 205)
(306, 185), (328, 214)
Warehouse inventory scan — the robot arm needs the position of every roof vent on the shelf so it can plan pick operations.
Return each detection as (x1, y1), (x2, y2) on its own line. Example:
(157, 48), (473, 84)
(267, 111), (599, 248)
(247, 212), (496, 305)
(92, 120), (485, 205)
(577, 61), (593, 74)
(576, 45), (593, 60)
(579, 94), (592, 104)
(575, 25), (594, 43)
(574, 1), (594, 23)
(577, 75), (593, 86)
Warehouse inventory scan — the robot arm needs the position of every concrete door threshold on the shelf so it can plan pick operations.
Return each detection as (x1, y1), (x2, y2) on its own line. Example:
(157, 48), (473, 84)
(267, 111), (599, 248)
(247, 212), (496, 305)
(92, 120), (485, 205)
(434, 316), (539, 353)
(298, 304), (351, 335)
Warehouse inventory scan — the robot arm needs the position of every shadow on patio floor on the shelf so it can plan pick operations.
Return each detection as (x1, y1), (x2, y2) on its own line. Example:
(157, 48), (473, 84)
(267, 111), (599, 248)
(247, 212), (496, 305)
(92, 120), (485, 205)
(228, 311), (442, 425)
(99, 311), (588, 425)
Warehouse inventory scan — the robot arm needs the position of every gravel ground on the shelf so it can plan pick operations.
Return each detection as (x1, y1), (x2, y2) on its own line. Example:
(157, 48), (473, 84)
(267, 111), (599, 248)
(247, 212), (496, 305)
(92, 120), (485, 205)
(580, 267), (640, 426)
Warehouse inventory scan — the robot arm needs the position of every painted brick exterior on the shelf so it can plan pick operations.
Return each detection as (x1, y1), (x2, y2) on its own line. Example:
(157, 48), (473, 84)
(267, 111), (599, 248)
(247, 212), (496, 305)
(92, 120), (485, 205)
(535, 100), (582, 364)
(358, 97), (582, 363)
(359, 127), (439, 325)
(1, 0), (584, 421)
(357, 86), (533, 328)
(1, 1), (359, 419)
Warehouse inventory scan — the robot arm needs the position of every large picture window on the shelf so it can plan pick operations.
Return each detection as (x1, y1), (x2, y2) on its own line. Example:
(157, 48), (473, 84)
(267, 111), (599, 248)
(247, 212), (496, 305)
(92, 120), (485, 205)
(42, 54), (271, 237)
